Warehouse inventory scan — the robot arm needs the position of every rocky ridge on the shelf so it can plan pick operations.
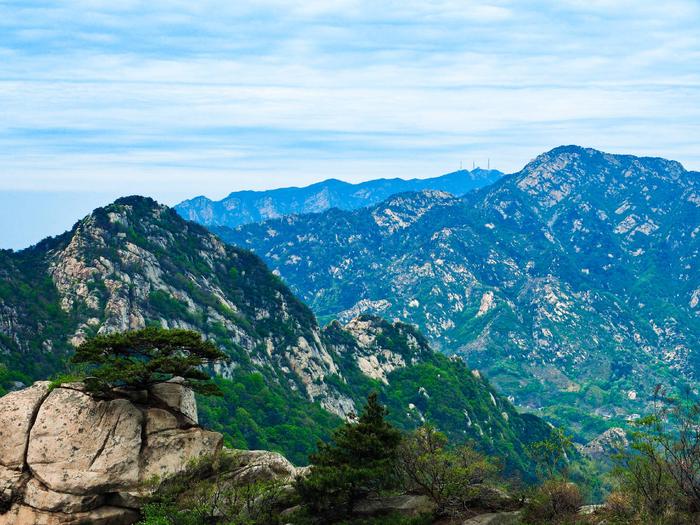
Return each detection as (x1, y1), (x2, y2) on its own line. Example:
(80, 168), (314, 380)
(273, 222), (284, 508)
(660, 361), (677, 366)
(219, 146), (700, 439)
(0, 197), (552, 473)
(0, 196), (352, 416)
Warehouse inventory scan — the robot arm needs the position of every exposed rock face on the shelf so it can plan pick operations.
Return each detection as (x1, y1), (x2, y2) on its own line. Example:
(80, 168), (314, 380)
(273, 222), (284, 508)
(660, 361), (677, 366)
(0, 381), (51, 470)
(0, 380), (223, 525)
(225, 450), (299, 484)
(333, 316), (432, 384)
(581, 427), (629, 461)
(28, 387), (144, 494)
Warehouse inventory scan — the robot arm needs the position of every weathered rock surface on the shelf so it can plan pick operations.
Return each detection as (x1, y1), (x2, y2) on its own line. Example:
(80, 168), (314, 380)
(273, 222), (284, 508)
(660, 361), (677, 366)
(28, 387), (144, 494)
(149, 377), (198, 424)
(0, 379), (223, 525)
(0, 504), (139, 525)
(141, 428), (223, 481)
(228, 450), (299, 484)
(0, 381), (50, 470)
(581, 427), (629, 461)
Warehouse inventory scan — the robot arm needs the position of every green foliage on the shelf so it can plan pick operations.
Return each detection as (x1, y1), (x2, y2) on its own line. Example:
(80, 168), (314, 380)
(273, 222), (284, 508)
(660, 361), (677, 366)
(137, 450), (288, 525)
(147, 291), (192, 320)
(529, 427), (574, 480)
(198, 374), (341, 466)
(609, 387), (700, 524)
(296, 393), (403, 521)
(70, 327), (229, 396)
(521, 479), (584, 524)
(397, 425), (499, 516)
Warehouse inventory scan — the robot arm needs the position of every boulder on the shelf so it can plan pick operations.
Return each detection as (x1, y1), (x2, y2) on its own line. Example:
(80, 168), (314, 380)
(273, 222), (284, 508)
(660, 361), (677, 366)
(0, 381), (50, 470)
(141, 428), (223, 481)
(229, 450), (299, 484)
(144, 407), (180, 435)
(579, 504), (605, 515)
(0, 380), (224, 525)
(467, 485), (520, 511)
(149, 377), (198, 424)
(22, 478), (103, 513)
(27, 387), (143, 494)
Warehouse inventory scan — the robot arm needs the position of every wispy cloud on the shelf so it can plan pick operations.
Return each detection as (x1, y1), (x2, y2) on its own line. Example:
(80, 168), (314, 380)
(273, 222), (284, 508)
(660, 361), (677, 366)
(1, 0), (699, 205)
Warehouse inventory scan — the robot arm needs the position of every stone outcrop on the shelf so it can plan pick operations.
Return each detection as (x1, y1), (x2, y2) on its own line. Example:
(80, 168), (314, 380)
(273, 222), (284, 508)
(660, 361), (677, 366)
(581, 427), (629, 461)
(0, 379), (223, 525)
(228, 450), (299, 484)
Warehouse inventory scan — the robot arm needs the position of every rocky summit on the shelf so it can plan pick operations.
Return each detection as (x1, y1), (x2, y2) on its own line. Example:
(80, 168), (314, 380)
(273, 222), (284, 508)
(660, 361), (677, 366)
(217, 146), (700, 439)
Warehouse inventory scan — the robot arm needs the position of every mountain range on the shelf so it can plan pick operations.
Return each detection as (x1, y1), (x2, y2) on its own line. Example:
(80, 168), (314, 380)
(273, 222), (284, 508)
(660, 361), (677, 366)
(175, 168), (502, 228)
(213, 146), (700, 440)
(0, 196), (549, 473)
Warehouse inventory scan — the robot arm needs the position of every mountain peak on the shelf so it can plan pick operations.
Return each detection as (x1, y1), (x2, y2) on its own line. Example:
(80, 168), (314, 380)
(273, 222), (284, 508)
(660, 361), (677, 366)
(528, 145), (687, 176)
(112, 195), (162, 208)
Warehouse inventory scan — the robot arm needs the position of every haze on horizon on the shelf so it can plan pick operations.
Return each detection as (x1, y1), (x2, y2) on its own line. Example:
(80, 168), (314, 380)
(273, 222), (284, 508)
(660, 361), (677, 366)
(1, 0), (699, 249)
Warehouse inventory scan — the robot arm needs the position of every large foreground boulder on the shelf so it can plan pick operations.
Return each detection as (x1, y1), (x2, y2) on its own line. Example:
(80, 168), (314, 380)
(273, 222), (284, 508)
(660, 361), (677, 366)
(0, 380), (223, 525)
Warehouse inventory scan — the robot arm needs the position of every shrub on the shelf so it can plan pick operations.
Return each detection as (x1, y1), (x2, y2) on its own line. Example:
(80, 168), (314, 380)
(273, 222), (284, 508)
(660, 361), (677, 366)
(397, 425), (499, 516)
(138, 450), (288, 525)
(602, 491), (637, 524)
(612, 386), (700, 523)
(521, 480), (583, 524)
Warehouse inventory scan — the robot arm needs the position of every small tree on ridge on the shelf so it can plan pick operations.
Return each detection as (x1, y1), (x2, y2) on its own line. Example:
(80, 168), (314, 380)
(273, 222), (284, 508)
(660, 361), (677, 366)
(71, 327), (229, 397)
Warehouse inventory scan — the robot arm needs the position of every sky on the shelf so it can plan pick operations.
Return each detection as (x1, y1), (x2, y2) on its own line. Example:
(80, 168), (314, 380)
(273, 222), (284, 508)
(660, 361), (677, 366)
(1, 0), (699, 249)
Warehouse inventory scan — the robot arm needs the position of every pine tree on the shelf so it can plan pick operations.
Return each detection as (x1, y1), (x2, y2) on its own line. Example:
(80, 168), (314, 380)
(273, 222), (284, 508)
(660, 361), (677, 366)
(296, 392), (402, 520)
(71, 327), (229, 397)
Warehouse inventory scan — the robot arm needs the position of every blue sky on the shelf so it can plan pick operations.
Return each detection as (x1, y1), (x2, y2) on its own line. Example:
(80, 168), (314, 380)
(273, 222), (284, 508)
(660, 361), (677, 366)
(1, 0), (699, 248)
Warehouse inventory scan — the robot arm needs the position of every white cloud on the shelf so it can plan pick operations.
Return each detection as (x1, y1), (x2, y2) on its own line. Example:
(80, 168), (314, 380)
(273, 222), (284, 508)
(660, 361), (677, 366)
(0, 0), (699, 204)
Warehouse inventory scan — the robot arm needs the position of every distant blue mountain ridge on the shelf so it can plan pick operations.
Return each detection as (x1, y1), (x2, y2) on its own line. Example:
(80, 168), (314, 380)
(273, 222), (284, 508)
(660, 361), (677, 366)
(174, 168), (502, 228)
